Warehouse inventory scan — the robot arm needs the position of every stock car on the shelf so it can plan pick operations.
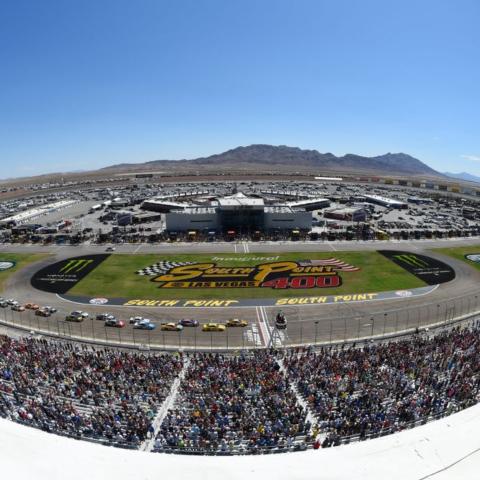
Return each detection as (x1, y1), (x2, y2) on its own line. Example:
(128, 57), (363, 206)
(129, 316), (146, 325)
(24, 303), (40, 310)
(43, 306), (57, 314)
(65, 312), (84, 322)
(178, 318), (199, 327)
(226, 318), (248, 328)
(105, 318), (125, 328)
(202, 323), (226, 332)
(132, 319), (156, 330)
(35, 307), (52, 317)
(96, 313), (116, 321)
(160, 322), (184, 332)
(0, 299), (8, 308)
(11, 303), (25, 312)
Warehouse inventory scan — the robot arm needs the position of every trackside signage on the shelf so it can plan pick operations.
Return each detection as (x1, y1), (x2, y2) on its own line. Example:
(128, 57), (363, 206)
(58, 285), (438, 308)
(31, 255), (110, 294)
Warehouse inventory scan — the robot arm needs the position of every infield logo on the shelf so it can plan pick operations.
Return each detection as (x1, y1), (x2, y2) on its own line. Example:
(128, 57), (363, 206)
(0, 261), (15, 271)
(379, 250), (455, 286)
(59, 259), (94, 274)
(392, 254), (430, 269)
(31, 254), (111, 294)
(148, 258), (359, 290)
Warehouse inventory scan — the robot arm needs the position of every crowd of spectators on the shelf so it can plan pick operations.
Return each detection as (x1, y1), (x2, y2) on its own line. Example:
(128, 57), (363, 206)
(0, 336), (183, 447)
(283, 326), (480, 447)
(0, 325), (480, 454)
(154, 351), (310, 454)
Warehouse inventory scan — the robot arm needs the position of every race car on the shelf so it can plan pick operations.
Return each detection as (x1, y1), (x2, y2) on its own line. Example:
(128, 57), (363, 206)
(133, 319), (156, 330)
(11, 303), (25, 312)
(24, 303), (40, 310)
(74, 310), (89, 319)
(129, 315), (146, 325)
(35, 307), (52, 317)
(43, 306), (57, 314)
(202, 323), (226, 332)
(0, 300), (8, 308)
(178, 318), (199, 327)
(105, 318), (125, 328)
(275, 311), (287, 330)
(226, 318), (248, 327)
(96, 313), (116, 321)
(65, 312), (84, 322)
(160, 322), (184, 332)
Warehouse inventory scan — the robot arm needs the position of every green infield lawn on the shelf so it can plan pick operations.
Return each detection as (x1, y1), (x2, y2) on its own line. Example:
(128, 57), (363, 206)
(434, 246), (480, 271)
(0, 253), (49, 292)
(69, 251), (426, 300)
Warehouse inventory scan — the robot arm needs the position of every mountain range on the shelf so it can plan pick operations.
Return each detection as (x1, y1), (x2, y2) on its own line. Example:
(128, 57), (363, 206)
(103, 144), (444, 177)
(443, 171), (480, 184)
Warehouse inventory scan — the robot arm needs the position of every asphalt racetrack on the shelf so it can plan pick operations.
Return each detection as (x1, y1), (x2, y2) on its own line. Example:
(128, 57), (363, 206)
(1, 238), (480, 350)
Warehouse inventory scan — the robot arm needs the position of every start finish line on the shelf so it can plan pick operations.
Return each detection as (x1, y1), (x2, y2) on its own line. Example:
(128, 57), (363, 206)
(59, 285), (438, 308)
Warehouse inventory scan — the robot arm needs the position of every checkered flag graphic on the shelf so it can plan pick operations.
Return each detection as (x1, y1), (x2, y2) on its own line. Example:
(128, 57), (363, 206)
(136, 261), (195, 276)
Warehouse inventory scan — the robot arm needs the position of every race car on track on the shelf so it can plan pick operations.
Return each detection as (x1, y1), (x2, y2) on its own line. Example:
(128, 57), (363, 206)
(160, 322), (184, 332)
(35, 307), (52, 317)
(105, 318), (125, 328)
(275, 311), (287, 330)
(129, 316), (146, 325)
(24, 303), (40, 310)
(226, 318), (248, 327)
(43, 306), (57, 314)
(72, 310), (89, 319)
(178, 318), (199, 327)
(133, 319), (156, 330)
(0, 300), (8, 308)
(96, 313), (116, 321)
(202, 323), (226, 332)
(65, 312), (84, 322)
(11, 303), (25, 312)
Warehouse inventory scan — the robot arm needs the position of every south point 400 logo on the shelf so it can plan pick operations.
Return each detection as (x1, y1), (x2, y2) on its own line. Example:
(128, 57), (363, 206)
(137, 259), (359, 289)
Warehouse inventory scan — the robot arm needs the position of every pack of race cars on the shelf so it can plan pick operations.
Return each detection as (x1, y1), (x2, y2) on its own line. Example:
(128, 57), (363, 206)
(1, 297), (288, 331)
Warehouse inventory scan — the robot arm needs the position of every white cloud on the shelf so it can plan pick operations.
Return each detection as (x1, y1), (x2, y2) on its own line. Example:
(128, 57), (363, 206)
(461, 155), (480, 162)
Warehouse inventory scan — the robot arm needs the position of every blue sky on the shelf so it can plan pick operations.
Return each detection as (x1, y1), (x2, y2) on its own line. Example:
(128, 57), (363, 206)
(0, 0), (479, 179)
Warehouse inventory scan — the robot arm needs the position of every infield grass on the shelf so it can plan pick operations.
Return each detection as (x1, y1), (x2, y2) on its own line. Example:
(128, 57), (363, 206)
(69, 251), (426, 300)
(0, 253), (49, 292)
(434, 246), (480, 271)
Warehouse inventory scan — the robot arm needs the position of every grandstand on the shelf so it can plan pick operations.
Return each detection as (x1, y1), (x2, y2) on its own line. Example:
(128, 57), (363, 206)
(1, 322), (479, 456)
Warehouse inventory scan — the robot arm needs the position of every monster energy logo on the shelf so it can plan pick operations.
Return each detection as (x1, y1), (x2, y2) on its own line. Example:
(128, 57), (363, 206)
(59, 259), (94, 274)
(393, 254), (429, 269)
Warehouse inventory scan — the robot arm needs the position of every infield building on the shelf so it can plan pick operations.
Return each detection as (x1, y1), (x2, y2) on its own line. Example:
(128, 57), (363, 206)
(156, 192), (313, 234)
